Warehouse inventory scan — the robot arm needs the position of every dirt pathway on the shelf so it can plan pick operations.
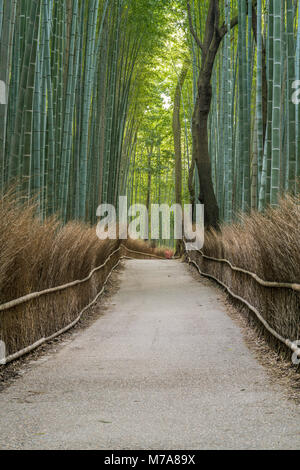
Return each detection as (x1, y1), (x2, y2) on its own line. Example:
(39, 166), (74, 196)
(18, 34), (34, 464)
(0, 260), (299, 449)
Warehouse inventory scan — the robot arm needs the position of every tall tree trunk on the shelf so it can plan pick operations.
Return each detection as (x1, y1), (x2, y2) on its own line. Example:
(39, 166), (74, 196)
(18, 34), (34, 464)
(146, 146), (152, 212)
(188, 156), (196, 217)
(173, 58), (189, 254)
(187, 0), (239, 229)
(192, 76), (219, 229)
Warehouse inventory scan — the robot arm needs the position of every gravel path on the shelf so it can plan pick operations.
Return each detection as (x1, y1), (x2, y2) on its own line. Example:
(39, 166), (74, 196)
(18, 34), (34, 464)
(0, 259), (299, 450)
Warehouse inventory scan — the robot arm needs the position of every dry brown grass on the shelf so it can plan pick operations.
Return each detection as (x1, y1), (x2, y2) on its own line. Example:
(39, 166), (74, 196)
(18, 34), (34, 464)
(124, 237), (172, 259)
(0, 193), (163, 357)
(188, 195), (300, 359)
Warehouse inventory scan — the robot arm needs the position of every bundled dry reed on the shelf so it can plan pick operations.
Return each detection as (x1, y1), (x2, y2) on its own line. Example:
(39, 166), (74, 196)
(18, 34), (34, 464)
(0, 193), (164, 358)
(124, 238), (170, 259)
(188, 195), (300, 358)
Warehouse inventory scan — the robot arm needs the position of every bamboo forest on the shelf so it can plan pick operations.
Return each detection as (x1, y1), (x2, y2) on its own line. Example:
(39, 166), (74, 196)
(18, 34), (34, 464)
(1, 0), (300, 451)
(1, 0), (299, 230)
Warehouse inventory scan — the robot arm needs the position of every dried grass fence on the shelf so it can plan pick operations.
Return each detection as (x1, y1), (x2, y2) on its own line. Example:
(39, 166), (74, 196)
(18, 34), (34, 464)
(0, 195), (166, 363)
(185, 196), (300, 360)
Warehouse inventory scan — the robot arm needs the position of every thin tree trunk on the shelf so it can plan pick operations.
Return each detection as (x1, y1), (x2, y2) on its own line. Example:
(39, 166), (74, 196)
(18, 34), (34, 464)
(173, 58), (189, 253)
(187, 0), (243, 229)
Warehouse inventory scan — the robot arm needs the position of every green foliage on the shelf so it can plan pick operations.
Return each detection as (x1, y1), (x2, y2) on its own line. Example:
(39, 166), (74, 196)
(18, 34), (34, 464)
(0, 0), (299, 230)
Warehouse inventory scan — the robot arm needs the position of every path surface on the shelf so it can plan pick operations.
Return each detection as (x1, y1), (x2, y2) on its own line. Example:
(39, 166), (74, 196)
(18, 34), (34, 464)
(0, 260), (299, 450)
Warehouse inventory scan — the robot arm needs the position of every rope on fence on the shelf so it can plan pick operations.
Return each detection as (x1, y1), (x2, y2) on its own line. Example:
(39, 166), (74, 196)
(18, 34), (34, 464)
(0, 246), (121, 312)
(0, 245), (165, 365)
(185, 247), (300, 359)
(197, 249), (300, 292)
(0, 257), (124, 365)
(0, 244), (164, 312)
(122, 245), (165, 260)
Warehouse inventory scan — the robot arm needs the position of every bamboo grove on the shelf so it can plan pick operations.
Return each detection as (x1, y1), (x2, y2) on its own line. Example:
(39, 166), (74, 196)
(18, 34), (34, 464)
(207, 0), (300, 221)
(126, 0), (300, 229)
(0, 0), (170, 223)
(0, 0), (299, 230)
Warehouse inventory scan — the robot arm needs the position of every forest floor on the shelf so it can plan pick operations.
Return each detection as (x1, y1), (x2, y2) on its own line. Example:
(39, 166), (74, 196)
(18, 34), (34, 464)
(0, 259), (299, 450)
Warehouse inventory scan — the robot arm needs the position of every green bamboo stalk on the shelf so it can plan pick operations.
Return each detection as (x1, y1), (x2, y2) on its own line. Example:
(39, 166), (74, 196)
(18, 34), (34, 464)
(42, 0), (56, 213)
(59, 0), (79, 220)
(286, 0), (296, 193)
(296, 0), (300, 189)
(102, 3), (120, 204)
(255, 0), (263, 210)
(270, 0), (282, 206)
(0, 0), (17, 192)
(260, 0), (274, 208)
(241, 0), (250, 211)
(0, 0), (3, 40)
(78, 0), (99, 220)
(22, 0), (41, 200)
(32, 29), (41, 204)
(224, 0), (233, 221)
(8, 0), (40, 182)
